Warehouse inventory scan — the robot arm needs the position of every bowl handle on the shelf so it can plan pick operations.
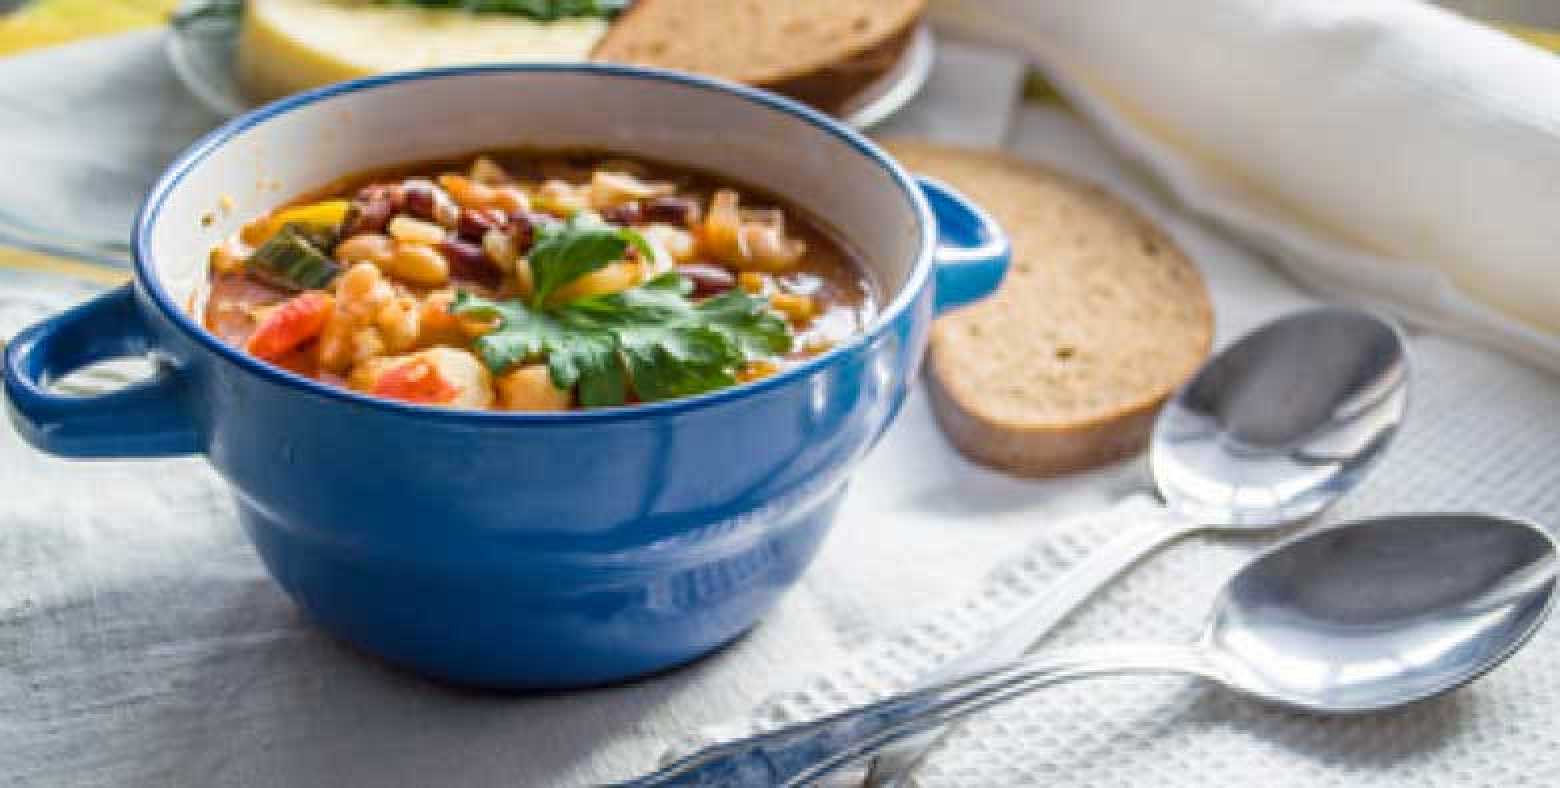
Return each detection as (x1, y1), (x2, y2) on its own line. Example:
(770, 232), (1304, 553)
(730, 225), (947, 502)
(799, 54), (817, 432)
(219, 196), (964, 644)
(4, 284), (200, 458)
(917, 176), (1010, 313)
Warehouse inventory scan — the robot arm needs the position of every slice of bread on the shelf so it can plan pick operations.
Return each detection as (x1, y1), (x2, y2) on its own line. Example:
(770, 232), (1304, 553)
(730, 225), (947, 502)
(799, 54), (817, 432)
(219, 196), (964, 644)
(882, 141), (1214, 477)
(592, 0), (925, 88)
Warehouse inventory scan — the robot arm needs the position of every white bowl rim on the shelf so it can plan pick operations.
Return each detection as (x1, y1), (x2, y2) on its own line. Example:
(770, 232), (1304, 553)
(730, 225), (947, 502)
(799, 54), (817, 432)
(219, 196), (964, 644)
(132, 63), (936, 425)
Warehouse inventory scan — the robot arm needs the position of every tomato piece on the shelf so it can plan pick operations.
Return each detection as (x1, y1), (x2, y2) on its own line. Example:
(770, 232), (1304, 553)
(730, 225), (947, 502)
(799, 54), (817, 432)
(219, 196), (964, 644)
(245, 292), (334, 362)
(370, 357), (459, 404)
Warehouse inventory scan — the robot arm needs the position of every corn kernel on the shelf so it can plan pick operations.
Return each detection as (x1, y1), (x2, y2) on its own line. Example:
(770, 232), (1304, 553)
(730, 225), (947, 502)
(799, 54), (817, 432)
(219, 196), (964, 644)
(738, 271), (767, 294)
(737, 360), (780, 383)
(469, 156), (510, 186)
(770, 293), (815, 325)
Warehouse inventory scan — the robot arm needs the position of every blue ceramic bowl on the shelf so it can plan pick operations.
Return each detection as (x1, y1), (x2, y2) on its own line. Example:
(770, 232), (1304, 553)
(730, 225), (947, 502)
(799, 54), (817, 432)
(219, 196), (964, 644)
(4, 65), (1008, 688)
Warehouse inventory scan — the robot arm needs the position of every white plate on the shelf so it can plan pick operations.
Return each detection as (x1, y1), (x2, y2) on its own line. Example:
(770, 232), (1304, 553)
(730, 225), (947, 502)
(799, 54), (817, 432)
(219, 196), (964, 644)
(165, 2), (934, 130)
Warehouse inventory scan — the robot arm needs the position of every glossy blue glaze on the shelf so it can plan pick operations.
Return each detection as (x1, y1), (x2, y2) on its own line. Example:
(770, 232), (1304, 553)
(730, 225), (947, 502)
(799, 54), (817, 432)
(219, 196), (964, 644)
(918, 176), (1011, 313)
(5, 286), (198, 457)
(3, 65), (1009, 688)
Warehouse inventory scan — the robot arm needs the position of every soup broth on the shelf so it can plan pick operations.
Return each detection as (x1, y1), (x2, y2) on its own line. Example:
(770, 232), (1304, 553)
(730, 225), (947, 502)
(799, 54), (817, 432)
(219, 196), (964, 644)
(199, 150), (877, 411)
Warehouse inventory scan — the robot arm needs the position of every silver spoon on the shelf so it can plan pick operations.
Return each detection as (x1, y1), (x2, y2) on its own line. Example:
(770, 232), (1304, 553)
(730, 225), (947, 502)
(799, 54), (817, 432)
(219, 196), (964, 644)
(625, 512), (1557, 786)
(866, 305), (1410, 783)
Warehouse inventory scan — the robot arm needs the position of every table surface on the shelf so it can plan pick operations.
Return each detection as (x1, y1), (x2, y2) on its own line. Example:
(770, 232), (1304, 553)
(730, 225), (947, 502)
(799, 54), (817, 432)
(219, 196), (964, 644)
(4, 13), (1560, 788)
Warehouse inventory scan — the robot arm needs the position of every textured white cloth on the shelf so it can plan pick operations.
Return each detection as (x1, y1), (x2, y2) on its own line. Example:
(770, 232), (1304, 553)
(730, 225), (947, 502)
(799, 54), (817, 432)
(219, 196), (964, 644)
(669, 103), (1560, 786)
(931, 0), (1560, 376)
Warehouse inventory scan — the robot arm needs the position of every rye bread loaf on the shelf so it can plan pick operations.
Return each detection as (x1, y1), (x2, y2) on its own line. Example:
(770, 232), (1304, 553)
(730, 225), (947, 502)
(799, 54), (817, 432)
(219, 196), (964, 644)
(592, 0), (925, 90)
(881, 141), (1214, 477)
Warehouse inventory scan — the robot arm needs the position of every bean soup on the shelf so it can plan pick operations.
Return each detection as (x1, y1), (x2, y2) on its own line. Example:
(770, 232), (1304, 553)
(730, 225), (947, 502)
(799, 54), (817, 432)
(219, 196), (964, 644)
(199, 152), (878, 411)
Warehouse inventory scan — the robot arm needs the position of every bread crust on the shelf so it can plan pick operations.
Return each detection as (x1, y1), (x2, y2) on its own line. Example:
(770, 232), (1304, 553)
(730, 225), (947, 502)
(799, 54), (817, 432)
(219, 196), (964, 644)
(592, 0), (926, 88)
(926, 362), (1168, 476)
(765, 26), (917, 115)
(882, 141), (1214, 478)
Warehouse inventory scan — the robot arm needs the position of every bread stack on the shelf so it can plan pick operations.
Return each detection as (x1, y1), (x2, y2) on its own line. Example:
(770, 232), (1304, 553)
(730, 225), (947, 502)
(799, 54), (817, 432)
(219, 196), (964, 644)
(238, 0), (927, 116)
(596, 0), (926, 113)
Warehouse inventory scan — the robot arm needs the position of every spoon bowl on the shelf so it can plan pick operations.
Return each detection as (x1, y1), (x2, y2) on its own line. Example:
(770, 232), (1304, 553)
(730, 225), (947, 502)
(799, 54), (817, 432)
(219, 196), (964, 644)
(1209, 512), (1558, 712)
(1151, 306), (1410, 528)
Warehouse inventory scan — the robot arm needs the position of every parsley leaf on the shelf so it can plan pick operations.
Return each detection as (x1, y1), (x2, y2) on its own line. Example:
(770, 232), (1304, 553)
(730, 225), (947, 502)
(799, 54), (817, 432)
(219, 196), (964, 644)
(450, 291), (627, 405)
(452, 273), (793, 407)
(526, 214), (653, 310)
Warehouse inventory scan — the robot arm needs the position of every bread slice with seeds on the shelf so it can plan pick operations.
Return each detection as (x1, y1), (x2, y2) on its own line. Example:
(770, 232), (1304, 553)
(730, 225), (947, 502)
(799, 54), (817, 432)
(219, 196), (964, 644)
(881, 140), (1214, 477)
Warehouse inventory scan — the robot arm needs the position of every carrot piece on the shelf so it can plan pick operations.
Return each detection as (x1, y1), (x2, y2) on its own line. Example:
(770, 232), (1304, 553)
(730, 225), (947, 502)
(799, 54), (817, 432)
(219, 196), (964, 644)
(370, 357), (458, 404)
(416, 293), (465, 346)
(245, 292), (334, 362)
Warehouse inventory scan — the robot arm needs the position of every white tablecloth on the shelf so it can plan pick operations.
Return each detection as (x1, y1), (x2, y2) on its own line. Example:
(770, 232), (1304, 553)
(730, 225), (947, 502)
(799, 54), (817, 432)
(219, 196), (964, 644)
(3, 28), (1558, 788)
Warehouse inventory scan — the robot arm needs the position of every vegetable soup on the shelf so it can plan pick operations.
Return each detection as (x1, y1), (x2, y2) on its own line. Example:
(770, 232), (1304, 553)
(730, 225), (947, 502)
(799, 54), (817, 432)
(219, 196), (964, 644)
(199, 152), (878, 411)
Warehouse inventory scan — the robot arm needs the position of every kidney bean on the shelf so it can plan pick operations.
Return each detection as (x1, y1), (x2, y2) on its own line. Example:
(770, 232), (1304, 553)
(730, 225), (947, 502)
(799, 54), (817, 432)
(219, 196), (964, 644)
(601, 202), (644, 226)
(509, 212), (555, 255)
(360, 182), (404, 206)
(438, 238), (501, 288)
(341, 183), (401, 237)
(457, 207), (506, 241)
(402, 179), (458, 228)
(403, 182), (436, 218)
(677, 263), (737, 298)
(643, 196), (701, 227)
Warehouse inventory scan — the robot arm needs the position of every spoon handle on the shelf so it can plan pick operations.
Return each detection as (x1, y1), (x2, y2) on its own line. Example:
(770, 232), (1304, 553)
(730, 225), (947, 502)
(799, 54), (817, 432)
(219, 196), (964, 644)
(617, 643), (1216, 787)
(865, 509), (1201, 785)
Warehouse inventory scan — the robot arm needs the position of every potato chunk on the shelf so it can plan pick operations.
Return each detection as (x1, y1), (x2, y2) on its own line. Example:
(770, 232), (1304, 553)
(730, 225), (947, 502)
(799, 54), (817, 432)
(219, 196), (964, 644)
(497, 365), (572, 412)
(351, 347), (494, 409)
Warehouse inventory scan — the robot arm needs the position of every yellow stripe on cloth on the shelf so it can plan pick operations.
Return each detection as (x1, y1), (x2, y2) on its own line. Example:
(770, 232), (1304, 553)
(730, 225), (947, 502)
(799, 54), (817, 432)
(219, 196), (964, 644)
(1501, 22), (1560, 53)
(0, 246), (130, 286)
(0, 1), (169, 286)
(0, 0), (179, 56)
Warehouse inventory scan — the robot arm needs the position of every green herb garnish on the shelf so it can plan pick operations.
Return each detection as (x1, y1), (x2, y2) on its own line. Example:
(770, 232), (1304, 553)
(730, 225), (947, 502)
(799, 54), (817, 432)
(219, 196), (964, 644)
(454, 273), (793, 407)
(248, 222), (341, 291)
(373, 0), (630, 19)
(527, 213), (655, 309)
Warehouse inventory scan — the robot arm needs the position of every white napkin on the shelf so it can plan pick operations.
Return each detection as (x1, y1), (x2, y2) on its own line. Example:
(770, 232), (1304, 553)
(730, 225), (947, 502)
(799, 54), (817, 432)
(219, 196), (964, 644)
(930, 0), (1560, 375)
